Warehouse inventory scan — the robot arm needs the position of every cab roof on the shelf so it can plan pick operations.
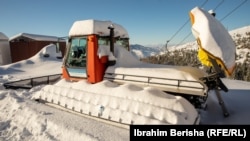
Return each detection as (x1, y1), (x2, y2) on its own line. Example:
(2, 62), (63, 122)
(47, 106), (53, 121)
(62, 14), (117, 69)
(69, 19), (129, 38)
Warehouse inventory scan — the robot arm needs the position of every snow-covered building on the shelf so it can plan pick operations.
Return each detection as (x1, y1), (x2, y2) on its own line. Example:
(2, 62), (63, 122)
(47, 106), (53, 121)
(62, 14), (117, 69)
(9, 33), (66, 62)
(0, 32), (12, 65)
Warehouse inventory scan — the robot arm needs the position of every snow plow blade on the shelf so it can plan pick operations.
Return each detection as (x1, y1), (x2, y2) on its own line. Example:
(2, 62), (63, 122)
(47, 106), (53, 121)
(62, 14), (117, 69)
(32, 79), (200, 125)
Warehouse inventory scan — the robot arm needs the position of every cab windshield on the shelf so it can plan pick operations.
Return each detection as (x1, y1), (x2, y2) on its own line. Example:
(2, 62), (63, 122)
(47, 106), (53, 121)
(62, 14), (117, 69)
(66, 37), (87, 68)
(65, 36), (129, 68)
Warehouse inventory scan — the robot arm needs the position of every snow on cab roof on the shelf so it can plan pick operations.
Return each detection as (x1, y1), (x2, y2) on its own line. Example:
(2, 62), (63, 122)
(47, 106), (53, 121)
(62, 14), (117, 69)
(0, 32), (8, 41)
(69, 19), (129, 38)
(9, 33), (64, 42)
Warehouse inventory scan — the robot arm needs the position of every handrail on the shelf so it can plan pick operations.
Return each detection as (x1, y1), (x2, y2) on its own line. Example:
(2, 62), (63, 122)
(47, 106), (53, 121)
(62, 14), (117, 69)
(3, 74), (62, 89)
(104, 73), (206, 91)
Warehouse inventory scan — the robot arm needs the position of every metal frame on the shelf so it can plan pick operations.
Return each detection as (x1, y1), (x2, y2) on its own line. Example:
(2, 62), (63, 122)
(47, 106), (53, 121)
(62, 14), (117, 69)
(3, 74), (62, 89)
(104, 72), (207, 96)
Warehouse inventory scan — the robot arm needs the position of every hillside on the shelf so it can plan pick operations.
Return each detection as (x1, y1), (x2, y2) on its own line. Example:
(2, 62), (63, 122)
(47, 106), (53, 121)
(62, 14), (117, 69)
(138, 25), (250, 81)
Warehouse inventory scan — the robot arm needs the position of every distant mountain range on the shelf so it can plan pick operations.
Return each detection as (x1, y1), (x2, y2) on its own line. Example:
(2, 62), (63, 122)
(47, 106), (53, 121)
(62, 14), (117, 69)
(130, 44), (162, 59)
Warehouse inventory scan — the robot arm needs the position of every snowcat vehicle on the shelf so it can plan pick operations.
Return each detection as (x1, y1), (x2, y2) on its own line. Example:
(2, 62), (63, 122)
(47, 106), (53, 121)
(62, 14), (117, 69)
(60, 19), (209, 108)
(33, 6), (235, 125)
(61, 10), (235, 107)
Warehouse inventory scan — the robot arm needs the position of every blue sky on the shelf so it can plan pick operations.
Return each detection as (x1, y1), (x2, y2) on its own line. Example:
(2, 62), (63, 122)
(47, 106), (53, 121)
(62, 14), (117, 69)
(1, 0), (250, 46)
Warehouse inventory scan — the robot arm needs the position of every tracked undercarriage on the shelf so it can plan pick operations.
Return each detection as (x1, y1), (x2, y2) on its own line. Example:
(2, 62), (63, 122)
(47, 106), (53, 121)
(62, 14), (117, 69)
(31, 79), (201, 125)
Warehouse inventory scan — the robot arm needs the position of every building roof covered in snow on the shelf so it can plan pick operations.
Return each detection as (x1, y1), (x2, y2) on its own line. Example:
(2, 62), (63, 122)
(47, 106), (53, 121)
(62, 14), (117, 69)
(9, 33), (65, 42)
(9, 33), (66, 63)
(0, 32), (8, 41)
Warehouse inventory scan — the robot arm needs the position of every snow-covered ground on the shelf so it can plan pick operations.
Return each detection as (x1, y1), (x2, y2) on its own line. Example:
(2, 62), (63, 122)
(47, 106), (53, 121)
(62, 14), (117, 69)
(0, 42), (250, 141)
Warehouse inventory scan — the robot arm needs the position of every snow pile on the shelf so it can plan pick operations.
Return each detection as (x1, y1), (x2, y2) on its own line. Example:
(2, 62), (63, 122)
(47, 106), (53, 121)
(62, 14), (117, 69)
(104, 44), (207, 97)
(39, 44), (62, 60)
(108, 44), (206, 81)
(98, 45), (116, 61)
(0, 44), (62, 79)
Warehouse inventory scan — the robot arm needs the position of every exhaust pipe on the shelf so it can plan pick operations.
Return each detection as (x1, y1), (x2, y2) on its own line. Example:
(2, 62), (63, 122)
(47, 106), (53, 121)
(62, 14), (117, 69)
(108, 25), (114, 54)
(108, 25), (116, 66)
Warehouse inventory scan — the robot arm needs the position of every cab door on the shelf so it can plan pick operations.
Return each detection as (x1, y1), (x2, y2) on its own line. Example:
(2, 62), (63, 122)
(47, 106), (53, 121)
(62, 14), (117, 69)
(62, 37), (87, 80)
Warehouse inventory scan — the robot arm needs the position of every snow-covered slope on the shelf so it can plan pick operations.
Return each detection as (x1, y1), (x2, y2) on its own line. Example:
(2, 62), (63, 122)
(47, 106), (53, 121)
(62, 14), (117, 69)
(229, 26), (250, 37)
(165, 25), (250, 51)
(160, 25), (250, 64)
(230, 26), (250, 64)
